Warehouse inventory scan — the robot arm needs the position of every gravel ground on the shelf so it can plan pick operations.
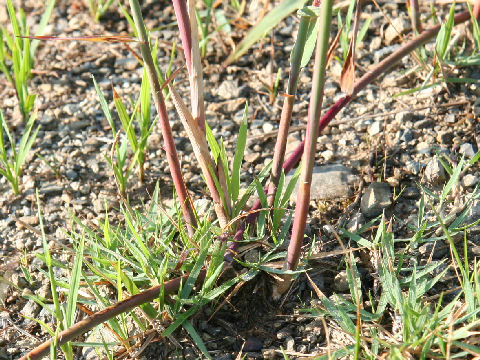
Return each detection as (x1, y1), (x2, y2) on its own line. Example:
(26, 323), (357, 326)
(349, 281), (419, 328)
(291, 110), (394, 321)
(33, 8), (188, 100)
(1, 0), (480, 359)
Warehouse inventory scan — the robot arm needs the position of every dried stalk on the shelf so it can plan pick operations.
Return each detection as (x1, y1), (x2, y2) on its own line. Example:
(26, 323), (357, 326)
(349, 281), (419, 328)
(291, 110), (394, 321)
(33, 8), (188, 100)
(169, 84), (230, 228)
(409, 0), (423, 34)
(129, 0), (197, 236)
(173, 0), (232, 217)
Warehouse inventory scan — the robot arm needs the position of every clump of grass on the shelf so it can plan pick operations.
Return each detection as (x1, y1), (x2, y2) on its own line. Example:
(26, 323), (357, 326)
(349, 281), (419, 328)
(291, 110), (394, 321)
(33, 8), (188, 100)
(310, 155), (480, 358)
(0, 0), (55, 122)
(88, 0), (116, 22)
(21, 1), (480, 359)
(0, 109), (40, 195)
(93, 72), (157, 198)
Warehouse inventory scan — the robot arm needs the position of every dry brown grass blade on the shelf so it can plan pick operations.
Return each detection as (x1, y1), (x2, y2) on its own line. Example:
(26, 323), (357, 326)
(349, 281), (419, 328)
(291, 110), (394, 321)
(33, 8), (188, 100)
(340, 0), (360, 94)
(327, 23), (344, 68)
(305, 272), (325, 299)
(168, 84), (230, 228)
(187, 0), (207, 132)
(21, 35), (137, 43)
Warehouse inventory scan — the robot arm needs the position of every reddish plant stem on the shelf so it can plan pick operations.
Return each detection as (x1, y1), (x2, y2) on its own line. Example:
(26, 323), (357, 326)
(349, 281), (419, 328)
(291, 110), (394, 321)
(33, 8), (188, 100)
(267, 14), (315, 207)
(226, 5), (480, 261)
(173, 0), (232, 218)
(172, 0), (193, 73)
(130, 0), (197, 236)
(19, 271), (206, 360)
(287, 0), (333, 271)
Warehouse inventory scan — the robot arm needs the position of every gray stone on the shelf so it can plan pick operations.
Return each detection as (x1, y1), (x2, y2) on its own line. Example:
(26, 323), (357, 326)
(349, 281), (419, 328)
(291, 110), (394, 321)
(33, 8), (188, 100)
(286, 165), (358, 201)
(67, 120), (90, 131)
(459, 143), (476, 158)
(361, 182), (392, 217)
(65, 169), (78, 180)
(333, 270), (349, 292)
(405, 159), (423, 175)
(276, 328), (292, 340)
(436, 131), (453, 144)
(193, 198), (212, 220)
(262, 122), (274, 133)
(244, 248), (260, 263)
(39, 184), (63, 196)
(217, 79), (240, 100)
(402, 186), (420, 199)
(462, 174), (479, 188)
(395, 111), (414, 122)
(305, 319), (324, 336)
(244, 152), (260, 163)
(374, 44), (401, 63)
(385, 17), (411, 44)
(21, 300), (41, 319)
(285, 336), (295, 351)
(400, 129), (414, 143)
(368, 121), (382, 136)
(445, 113), (456, 123)
(424, 158), (447, 185)
(354, 119), (372, 132)
(416, 142), (431, 154)
(321, 149), (334, 161)
(466, 200), (480, 224)
(346, 212), (365, 233)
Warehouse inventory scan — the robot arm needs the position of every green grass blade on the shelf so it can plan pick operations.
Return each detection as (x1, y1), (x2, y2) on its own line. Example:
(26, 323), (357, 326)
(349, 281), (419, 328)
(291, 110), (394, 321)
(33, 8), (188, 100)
(183, 320), (212, 359)
(31, 0), (56, 56)
(234, 161), (272, 216)
(65, 233), (84, 328)
(231, 101), (248, 202)
(436, 1), (455, 60)
(92, 75), (115, 133)
(113, 88), (138, 151)
(224, 0), (307, 66)
(181, 237), (209, 300)
(441, 157), (464, 203)
(299, 16), (318, 68)
(205, 121), (221, 162)
(6, 0), (21, 49)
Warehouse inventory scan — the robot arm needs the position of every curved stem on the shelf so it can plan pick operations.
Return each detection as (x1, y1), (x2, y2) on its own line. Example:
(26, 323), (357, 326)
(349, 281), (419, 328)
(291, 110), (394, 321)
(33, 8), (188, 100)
(20, 271), (206, 360)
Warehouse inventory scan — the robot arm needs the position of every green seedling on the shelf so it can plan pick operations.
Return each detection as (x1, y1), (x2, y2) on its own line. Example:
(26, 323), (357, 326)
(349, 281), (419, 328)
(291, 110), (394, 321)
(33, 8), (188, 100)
(93, 74), (156, 197)
(0, 108), (40, 195)
(19, 191), (85, 360)
(36, 153), (61, 181)
(195, 0), (235, 57)
(88, 0), (116, 22)
(0, 0), (55, 122)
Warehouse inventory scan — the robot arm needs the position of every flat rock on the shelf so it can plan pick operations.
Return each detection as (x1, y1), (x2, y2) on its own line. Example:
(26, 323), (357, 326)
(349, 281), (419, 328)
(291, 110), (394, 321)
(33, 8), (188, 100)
(459, 143), (476, 157)
(424, 157), (447, 185)
(384, 17), (411, 44)
(286, 165), (358, 202)
(462, 174), (479, 188)
(216, 79), (240, 100)
(361, 182), (392, 217)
